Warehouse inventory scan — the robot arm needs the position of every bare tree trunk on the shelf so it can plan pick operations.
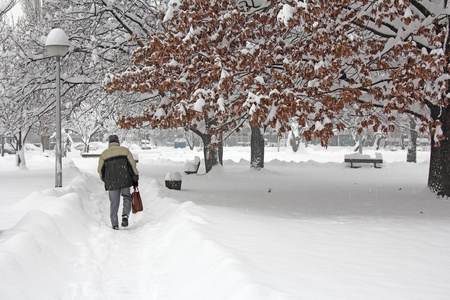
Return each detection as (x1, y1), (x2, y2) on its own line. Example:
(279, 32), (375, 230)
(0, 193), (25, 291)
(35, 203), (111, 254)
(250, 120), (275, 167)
(185, 131), (196, 150)
(218, 140), (223, 166)
(407, 116), (417, 163)
(428, 107), (449, 197)
(358, 135), (363, 154)
(250, 125), (264, 169)
(41, 135), (50, 151)
(354, 135), (364, 153)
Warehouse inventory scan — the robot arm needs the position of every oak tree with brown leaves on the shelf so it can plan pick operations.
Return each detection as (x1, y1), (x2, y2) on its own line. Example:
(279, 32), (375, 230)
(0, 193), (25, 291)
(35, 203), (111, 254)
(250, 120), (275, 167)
(105, 0), (272, 172)
(256, 0), (449, 197)
(106, 0), (449, 197)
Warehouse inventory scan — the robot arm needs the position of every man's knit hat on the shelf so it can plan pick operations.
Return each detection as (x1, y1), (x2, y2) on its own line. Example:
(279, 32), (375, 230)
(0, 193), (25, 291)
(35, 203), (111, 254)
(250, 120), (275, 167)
(108, 135), (119, 143)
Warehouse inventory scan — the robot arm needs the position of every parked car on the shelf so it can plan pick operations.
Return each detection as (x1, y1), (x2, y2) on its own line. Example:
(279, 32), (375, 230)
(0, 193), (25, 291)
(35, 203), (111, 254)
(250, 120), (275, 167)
(74, 144), (85, 151)
(73, 143), (99, 152)
(141, 143), (152, 150)
(140, 140), (152, 150)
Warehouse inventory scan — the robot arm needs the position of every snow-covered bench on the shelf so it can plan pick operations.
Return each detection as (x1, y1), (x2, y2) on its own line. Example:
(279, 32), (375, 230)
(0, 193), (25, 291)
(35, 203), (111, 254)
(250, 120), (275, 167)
(344, 153), (383, 168)
(81, 153), (101, 158)
(184, 156), (201, 174)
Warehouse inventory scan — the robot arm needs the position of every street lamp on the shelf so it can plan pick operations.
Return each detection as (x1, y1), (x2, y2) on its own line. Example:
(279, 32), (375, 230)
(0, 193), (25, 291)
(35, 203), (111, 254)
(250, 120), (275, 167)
(46, 28), (69, 187)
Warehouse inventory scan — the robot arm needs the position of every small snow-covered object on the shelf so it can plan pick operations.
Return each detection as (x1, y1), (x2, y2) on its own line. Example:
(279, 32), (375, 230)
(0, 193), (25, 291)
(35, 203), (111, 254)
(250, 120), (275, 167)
(165, 172), (182, 190)
(165, 171), (182, 181)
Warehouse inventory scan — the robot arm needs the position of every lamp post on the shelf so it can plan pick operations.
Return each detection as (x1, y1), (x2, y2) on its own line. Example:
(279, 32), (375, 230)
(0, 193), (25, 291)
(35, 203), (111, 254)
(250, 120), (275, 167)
(46, 28), (69, 187)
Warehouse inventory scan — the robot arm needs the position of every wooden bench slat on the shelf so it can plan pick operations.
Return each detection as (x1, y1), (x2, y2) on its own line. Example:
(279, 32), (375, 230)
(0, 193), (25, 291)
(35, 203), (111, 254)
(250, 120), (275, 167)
(344, 158), (383, 168)
(81, 153), (101, 157)
(344, 159), (383, 163)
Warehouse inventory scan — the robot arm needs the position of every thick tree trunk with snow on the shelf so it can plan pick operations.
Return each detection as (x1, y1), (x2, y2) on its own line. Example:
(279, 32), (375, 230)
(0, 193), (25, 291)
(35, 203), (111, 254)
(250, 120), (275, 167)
(200, 133), (220, 173)
(428, 107), (449, 197)
(353, 135), (364, 154)
(250, 125), (264, 170)
(288, 130), (300, 153)
(189, 126), (223, 173)
(407, 117), (417, 163)
(15, 132), (27, 169)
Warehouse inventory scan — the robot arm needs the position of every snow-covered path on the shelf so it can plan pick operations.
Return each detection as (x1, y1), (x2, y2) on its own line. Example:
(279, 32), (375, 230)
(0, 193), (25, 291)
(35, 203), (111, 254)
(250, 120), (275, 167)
(1, 147), (450, 299)
(62, 175), (161, 299)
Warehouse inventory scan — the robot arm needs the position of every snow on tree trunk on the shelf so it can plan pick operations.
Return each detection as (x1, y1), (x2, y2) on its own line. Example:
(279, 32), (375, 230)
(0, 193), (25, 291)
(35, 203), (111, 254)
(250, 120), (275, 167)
(15, 132), (27, 169)
(407, 117), (417, 163)
(373, 135), (382, 151)
(353, 135), (364, 154)
(428, 108), (449, 197)
(201, 134), (220, 173)
(287, 130), (299, 153)
(17, 147), (27, 169)
(250, 125), (264, 170)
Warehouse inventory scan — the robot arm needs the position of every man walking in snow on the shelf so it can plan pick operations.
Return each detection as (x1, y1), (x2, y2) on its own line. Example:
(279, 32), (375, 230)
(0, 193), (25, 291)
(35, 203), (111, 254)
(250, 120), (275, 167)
(98, 135), (139, 230)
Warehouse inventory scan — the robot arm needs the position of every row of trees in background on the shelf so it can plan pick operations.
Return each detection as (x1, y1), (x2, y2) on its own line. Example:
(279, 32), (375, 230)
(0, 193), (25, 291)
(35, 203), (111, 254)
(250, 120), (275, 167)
(0, 0), (167, 162)
(1, 0), (448, 197)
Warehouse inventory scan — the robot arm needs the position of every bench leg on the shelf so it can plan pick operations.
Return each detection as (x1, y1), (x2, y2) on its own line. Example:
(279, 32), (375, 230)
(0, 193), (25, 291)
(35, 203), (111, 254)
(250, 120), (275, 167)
(350, 162), (360, 168)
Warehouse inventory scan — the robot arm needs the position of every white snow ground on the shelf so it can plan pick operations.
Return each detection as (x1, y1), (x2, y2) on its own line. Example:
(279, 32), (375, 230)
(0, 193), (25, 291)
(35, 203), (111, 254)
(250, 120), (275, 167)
(0, 145), (449, 300)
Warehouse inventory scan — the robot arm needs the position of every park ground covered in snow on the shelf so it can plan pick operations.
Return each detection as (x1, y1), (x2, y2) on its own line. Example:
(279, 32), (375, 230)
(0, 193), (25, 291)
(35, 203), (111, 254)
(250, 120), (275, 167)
(0, 144), (449, 299)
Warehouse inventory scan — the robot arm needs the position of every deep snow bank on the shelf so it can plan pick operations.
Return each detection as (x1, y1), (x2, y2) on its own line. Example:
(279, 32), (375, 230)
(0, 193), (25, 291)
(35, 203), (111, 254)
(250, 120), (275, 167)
(0, 162), (95, 299)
